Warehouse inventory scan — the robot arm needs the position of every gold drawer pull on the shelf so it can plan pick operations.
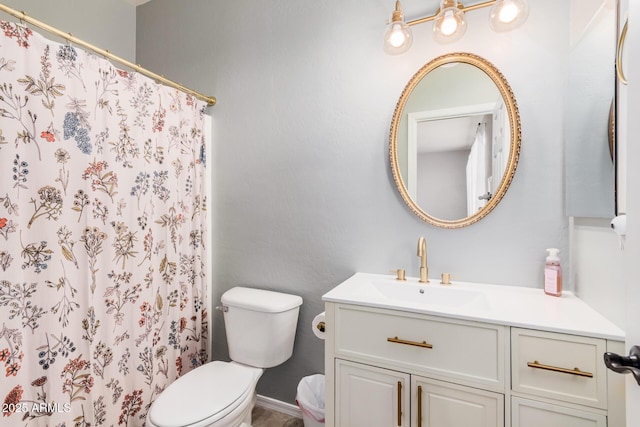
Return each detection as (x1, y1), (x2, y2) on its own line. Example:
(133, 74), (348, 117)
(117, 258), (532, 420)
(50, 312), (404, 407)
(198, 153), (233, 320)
(397, 380), (403, 426)
(417, 385), (423, 427)
(387, 336), (433, 349)
(617, 18), (628, 85)
(527, 360), (593, 378)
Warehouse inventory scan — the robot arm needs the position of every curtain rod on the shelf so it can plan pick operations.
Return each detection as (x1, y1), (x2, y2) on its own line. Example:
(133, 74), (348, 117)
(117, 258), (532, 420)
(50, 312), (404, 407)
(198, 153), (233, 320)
(0, 3), (217, 107)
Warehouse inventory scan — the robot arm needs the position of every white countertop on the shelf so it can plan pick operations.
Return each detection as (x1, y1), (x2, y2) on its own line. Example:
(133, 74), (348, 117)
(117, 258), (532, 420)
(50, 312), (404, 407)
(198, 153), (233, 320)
(322, 272), (625, 341)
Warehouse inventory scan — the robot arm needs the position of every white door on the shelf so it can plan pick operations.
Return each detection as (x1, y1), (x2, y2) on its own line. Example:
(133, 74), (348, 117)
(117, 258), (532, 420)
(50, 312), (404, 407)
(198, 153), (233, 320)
(335, 360), (410, 427)
(491, 98), (508, 195)
(623, 0), (640, 424)
(413, 376), (504, 427)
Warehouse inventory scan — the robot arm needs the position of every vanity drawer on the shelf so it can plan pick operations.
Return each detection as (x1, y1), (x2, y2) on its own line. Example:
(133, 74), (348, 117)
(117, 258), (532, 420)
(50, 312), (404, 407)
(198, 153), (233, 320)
(511, 328), (607, 409)
(511, 397), (607, 427)
(334, 304), (505, 388)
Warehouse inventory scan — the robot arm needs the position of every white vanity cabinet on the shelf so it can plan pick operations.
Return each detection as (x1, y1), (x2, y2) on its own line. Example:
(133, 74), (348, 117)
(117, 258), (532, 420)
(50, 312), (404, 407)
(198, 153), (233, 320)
(324, 302), (625, 427)
(323, 273), (626, 427)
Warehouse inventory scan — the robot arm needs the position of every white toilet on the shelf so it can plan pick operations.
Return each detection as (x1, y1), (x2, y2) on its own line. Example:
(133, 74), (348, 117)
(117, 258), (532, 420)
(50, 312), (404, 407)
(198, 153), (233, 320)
(146, 287), (303, 427)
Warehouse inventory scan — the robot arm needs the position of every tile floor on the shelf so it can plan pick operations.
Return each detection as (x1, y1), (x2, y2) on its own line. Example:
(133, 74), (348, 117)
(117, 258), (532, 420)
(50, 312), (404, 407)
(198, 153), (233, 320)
(251, 406), (305, 427)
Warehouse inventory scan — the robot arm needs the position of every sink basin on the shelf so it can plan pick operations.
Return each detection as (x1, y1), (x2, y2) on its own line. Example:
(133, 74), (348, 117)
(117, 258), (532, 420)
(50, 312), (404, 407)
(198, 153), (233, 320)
(367, 277), (491, 310)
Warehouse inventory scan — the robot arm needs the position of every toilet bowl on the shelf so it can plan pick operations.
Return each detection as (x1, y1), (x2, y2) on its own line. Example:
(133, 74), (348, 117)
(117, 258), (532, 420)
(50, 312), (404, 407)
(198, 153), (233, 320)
(146, 287), (303, 427)
(146, 361), (263, 427)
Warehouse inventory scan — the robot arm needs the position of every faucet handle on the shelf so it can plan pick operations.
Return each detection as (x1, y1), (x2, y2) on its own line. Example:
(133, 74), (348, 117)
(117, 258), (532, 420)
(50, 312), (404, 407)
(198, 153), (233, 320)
(390, 269), (406, 281)
(440, 273), (452, 285)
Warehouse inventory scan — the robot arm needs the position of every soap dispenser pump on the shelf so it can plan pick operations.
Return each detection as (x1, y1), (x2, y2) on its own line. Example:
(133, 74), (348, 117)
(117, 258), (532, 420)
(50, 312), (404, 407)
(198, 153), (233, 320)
(544, 248), (562, 297)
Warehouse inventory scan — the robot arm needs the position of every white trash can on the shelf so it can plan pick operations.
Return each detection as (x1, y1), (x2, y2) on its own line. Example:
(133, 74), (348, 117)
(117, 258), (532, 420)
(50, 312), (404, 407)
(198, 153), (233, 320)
(296, 374), (325, 427)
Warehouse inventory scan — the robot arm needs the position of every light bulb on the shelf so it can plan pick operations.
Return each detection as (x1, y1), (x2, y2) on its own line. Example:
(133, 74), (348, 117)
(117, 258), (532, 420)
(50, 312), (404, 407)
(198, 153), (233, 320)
(498, 1), (518, 23)
(489, 0), (529, 32)
(440, 10), (458, 36)
(384, 1), (413, 55)
(433, 1), (466, 44)
(389, 23), (408, 47)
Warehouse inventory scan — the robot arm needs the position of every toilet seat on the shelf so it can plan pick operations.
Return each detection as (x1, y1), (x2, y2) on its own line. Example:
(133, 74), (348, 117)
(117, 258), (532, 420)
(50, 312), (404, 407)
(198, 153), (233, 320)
(148, 361), (256, 427)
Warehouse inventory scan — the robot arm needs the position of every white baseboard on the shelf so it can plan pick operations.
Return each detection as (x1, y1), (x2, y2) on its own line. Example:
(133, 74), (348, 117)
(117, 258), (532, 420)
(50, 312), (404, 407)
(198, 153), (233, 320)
(256, 394), (302, 419)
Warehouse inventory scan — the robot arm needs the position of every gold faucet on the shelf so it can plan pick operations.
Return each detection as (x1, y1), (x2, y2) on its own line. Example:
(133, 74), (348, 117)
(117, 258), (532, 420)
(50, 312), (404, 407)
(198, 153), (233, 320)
(417, 237), (429, 283)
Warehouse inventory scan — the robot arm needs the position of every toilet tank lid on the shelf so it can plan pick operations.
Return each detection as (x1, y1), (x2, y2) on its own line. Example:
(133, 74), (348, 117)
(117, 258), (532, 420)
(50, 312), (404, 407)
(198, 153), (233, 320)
(222, 287), (303, 313)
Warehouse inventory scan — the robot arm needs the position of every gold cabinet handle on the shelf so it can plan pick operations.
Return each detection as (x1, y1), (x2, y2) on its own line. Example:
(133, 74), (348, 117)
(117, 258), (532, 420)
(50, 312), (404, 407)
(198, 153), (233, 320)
(417, 385), (423, 427)
(387, 336), (433, 349)
(527, 360), (593, 378)
(397, 381), (403, 426)
(617, 19), (628, 85)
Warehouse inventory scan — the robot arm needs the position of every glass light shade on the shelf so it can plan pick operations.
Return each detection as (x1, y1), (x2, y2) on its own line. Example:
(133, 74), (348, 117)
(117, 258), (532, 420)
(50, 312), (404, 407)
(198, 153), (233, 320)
(384, 21), (413, 54)
(489, 0), (529, 32)
(384, 1), (413, 55)
(433, 2), (467, 44)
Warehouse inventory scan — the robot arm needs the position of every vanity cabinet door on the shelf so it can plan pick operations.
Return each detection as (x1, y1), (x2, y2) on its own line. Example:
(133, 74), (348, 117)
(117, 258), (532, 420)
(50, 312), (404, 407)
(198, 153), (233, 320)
(335, 359), (410, 427)
(511, 397), (606, 427)
(413, 376), (504, 427)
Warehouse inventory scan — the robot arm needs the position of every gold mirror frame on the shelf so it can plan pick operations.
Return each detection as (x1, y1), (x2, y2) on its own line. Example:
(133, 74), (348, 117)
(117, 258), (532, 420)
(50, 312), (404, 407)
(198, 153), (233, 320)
(389, 52), (521, 228)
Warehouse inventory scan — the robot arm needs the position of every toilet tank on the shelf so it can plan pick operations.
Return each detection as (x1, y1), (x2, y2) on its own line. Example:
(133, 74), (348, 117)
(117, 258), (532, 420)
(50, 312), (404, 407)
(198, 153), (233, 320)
(221, 287), (303, 368)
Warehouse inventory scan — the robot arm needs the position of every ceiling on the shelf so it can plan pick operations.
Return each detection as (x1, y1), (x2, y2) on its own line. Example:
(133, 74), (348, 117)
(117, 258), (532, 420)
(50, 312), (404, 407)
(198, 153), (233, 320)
(417, 114), (491, 153)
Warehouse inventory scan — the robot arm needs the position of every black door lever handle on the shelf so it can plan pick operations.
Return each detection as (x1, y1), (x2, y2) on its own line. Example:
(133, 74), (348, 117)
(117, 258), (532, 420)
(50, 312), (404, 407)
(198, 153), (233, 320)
(604, 345), (640, 385)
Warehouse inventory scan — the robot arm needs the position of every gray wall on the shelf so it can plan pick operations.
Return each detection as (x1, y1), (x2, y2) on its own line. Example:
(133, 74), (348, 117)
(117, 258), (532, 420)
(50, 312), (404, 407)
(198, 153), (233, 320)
(136, 0), (571, 403)
(0, 0), (136, 62)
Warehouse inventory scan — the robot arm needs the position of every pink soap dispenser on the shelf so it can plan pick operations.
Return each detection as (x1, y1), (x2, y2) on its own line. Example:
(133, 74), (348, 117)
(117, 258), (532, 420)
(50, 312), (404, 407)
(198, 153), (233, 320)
(544, 248), (562, 297)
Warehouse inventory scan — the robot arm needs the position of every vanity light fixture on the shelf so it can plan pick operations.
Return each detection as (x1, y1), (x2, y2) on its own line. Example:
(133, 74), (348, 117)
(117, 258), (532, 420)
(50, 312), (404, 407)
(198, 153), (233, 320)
(384, 0), (529, 54)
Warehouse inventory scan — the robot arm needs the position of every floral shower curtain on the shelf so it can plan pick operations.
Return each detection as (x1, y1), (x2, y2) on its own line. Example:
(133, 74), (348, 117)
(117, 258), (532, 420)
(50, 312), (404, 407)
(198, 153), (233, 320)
(0, 21), (208, 426)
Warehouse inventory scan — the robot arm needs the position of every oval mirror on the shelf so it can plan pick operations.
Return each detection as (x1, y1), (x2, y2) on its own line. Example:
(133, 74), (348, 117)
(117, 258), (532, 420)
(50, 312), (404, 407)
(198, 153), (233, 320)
(389, 52), (521, 228)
